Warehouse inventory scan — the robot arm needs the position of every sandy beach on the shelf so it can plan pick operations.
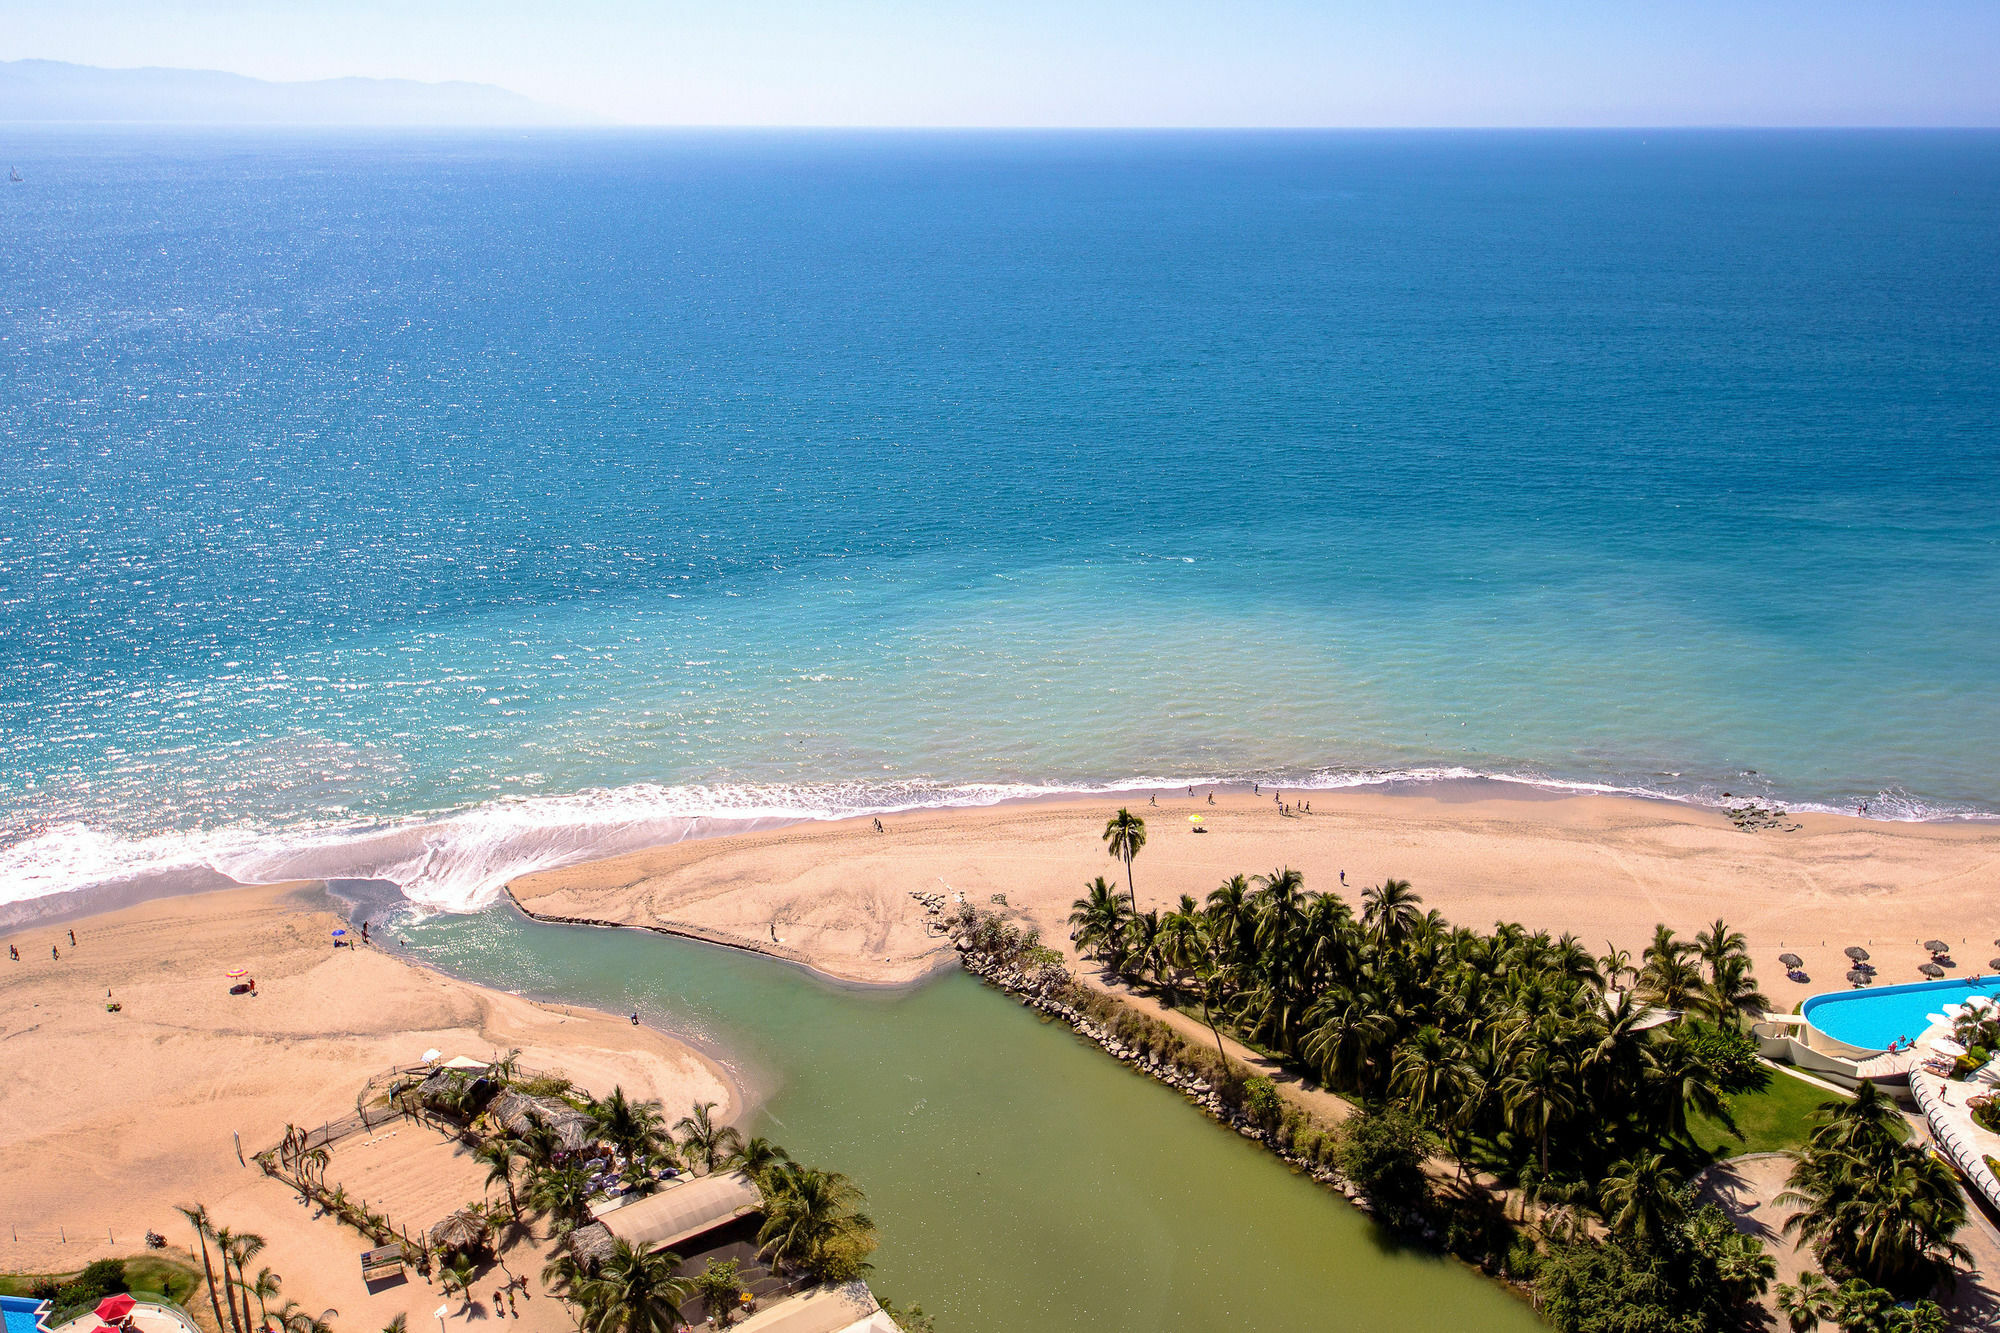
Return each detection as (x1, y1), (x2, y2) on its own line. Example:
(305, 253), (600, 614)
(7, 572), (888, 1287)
(510, 783), (2000, 1002)
(0, 881), (734, 1332)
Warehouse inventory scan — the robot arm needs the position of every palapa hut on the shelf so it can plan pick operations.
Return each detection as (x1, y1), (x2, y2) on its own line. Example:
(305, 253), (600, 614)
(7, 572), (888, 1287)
(567, 1221), (617, 1269)
(429, 1207), (491, 1257)
(486, 1089), (595, 1152)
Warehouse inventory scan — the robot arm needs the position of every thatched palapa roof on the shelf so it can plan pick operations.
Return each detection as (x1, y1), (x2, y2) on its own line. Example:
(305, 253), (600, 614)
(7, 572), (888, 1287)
(567, 1222), (616, 1269)
(428, 1207), (490, 1254)
(486, 1089), (596, 1151)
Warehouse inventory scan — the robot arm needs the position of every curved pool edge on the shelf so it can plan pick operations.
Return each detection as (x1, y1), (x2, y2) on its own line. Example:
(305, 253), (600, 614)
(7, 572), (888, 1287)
(1802, 976), (2000, 1056)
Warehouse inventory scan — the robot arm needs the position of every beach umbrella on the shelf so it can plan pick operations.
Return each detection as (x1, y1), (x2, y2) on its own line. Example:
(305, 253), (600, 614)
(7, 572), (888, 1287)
(1925, 939), (1949, 955)
(1187, 815), (1203, 823)
(1990, 959), (2000, 971)
(1921, 963), (1946, 978)
(1779, 953), (1803, 969)
(1931, 1037), (1969, 1058)
(332, 928), (347, 938)
(1845, 946), (1870, 961)
(1847, 969), (1871, 985)
(226, 967), (248, 979)
(95, 1296), (135, 1323)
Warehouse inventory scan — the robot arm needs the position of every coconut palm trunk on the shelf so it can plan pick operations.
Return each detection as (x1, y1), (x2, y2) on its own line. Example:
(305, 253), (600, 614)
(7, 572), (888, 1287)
(178, 1206), (229, 1333)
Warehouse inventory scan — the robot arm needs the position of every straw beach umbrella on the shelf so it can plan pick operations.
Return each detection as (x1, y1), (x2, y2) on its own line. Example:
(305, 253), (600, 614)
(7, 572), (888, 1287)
(1845, 946), (1870, 961)
(1847, 969), (1871, 986)
(1920, 963), (1945, 978)
(1925, 939), (1949, 955)
(1779, 953), (1803, 969)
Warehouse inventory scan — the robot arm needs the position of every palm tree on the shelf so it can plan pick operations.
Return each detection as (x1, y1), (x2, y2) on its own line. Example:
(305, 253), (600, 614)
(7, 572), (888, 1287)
(728, 1136), (793, 1186)
(1598, 1152), (1687, 1250)
(1498, 1043), (1575, 1174)
(1774, 1271), (1836, 1333)
(524, 1161), (595, 1234)
(1697, 952), (1771, 1024)
(1693, 917), (1749, 985)
(1597, 943), (1634, 991)
(439, 1255), (479, 1311)
(1635, 925), (1704, 1009)
(1360, 878), (1422, 948)
(177, 1204), (230, 1333)
(1301, 990), (1394, 1092)
(675, 1101), (744, 1175)
(574, 1240), (691, 1333)
(382, 1316), (407, 1333)
(236, 1267), (283, 1332)
(1068, 877), (1132, 971)
(476, 1138), (525, 1219)
(272, 1305), (337, 1333)
(1102, 809), (1147, 912)
(591, 1087), (676, 1167)
(756, 1163), (876, 1278)
(215, 1227), (266, 1333)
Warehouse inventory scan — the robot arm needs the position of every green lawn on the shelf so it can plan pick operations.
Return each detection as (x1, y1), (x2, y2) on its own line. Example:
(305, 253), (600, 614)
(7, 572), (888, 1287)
(1690, 1067), (1845, 1158)
(0, 1255), (203, 1307)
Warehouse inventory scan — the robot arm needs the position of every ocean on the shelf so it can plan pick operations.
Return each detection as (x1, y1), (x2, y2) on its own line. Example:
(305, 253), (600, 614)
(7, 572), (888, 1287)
(4, 128), (1997, 910)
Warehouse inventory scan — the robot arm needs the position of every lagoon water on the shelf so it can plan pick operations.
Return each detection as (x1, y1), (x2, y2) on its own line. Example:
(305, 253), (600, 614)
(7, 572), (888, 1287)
(4, 129), (1999, 906)
(398, 905), (1543, 1332)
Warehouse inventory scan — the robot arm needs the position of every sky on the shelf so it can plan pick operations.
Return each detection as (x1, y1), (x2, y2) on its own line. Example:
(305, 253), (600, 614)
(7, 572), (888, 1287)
(3, 0), (1997, 128)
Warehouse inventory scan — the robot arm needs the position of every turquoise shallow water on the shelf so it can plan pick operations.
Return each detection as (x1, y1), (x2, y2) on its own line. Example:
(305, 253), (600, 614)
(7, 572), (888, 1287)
(396, 905), (1544, 1333)
(2, 129), (1997, 906)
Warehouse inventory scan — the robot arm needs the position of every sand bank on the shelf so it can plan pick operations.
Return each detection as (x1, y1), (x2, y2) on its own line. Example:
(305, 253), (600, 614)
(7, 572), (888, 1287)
(0, 881), (734, 1331)
(509, 785), (2000, 1001)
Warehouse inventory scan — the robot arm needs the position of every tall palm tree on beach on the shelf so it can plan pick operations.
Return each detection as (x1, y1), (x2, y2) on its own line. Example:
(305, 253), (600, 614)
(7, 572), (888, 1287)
(476, 1137), (525, 1219)
(1068, 876), (1132, 972)
(176, 1204), (229, 1333)
(1102, 809), (1147, 912)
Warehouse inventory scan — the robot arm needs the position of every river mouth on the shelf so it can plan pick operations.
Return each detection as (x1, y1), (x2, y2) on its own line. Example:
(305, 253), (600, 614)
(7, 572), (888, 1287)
(390, 903), (1542, 1332)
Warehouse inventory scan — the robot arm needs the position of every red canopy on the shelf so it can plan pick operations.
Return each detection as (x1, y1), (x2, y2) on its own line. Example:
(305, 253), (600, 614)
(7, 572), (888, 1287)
(95, 1296), (136, 1322)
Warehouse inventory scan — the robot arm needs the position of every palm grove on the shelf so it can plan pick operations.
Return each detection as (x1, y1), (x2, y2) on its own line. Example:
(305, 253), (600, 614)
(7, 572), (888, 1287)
(1062, 809), (1967, 1332)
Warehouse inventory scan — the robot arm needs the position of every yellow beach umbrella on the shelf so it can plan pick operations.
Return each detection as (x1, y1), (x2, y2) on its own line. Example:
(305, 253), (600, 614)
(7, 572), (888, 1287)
(1187, 815), (1203, 824)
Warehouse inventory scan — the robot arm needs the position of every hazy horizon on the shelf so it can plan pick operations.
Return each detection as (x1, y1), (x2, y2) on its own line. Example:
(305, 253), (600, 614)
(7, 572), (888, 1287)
(4, 1), (1998, 129)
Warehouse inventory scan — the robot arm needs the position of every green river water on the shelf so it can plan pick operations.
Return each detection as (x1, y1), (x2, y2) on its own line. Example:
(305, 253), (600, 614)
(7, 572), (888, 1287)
(395, 906), (1544, 1332)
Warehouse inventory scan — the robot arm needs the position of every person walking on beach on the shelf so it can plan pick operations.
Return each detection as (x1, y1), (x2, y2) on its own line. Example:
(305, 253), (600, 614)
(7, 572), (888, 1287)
(1339, 869), (1346, 886)
(7, 945), (16, 961)
(52, 946), (60, 961)
(1207, 792), (1215, 805)
(68, 929), (76, 946)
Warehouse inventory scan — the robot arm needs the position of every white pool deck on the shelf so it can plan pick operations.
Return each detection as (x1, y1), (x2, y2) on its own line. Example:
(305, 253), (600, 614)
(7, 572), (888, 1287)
(46, 1303), (202, 1333)
(1897, 1009), (2000, 1215)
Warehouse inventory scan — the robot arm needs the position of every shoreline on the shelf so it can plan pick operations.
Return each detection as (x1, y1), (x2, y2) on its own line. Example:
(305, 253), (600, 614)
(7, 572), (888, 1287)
(502, 782), (2000, 997)
(0, 880), (745, 1283)
(6, 765), (1993, 928)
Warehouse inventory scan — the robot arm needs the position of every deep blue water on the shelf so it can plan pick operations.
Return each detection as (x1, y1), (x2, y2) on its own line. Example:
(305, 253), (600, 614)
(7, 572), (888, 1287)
(3, 129), (1997, 905)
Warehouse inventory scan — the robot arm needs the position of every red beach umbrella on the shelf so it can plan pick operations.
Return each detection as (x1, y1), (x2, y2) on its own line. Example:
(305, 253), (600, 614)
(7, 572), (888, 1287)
(95, 1295), (136, 1322)
(226, 967), (249, 979)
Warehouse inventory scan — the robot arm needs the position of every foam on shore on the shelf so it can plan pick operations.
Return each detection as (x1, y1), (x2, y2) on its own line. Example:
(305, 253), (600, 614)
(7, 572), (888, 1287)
(1, 766), (1988, 924)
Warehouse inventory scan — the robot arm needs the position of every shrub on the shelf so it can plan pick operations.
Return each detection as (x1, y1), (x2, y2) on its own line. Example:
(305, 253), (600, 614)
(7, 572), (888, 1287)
(1335, 1108), (1434, 1219)
(1242, 1077), (1284, 1133)
(1681, 1021), (1769, 1094)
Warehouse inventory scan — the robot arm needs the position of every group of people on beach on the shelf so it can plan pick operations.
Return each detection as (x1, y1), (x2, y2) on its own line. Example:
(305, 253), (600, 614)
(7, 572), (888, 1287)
(9, 927), (77, 962)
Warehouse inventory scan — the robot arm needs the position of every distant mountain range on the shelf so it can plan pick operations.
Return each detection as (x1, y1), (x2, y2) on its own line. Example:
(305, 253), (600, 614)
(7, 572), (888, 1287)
(0, 58), (597, 126)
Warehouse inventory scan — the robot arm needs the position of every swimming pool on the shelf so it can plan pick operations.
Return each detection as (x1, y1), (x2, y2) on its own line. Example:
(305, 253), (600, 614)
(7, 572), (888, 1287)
(1802, 977), (2000, 1054)
(1, 1295), (49, 1333)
